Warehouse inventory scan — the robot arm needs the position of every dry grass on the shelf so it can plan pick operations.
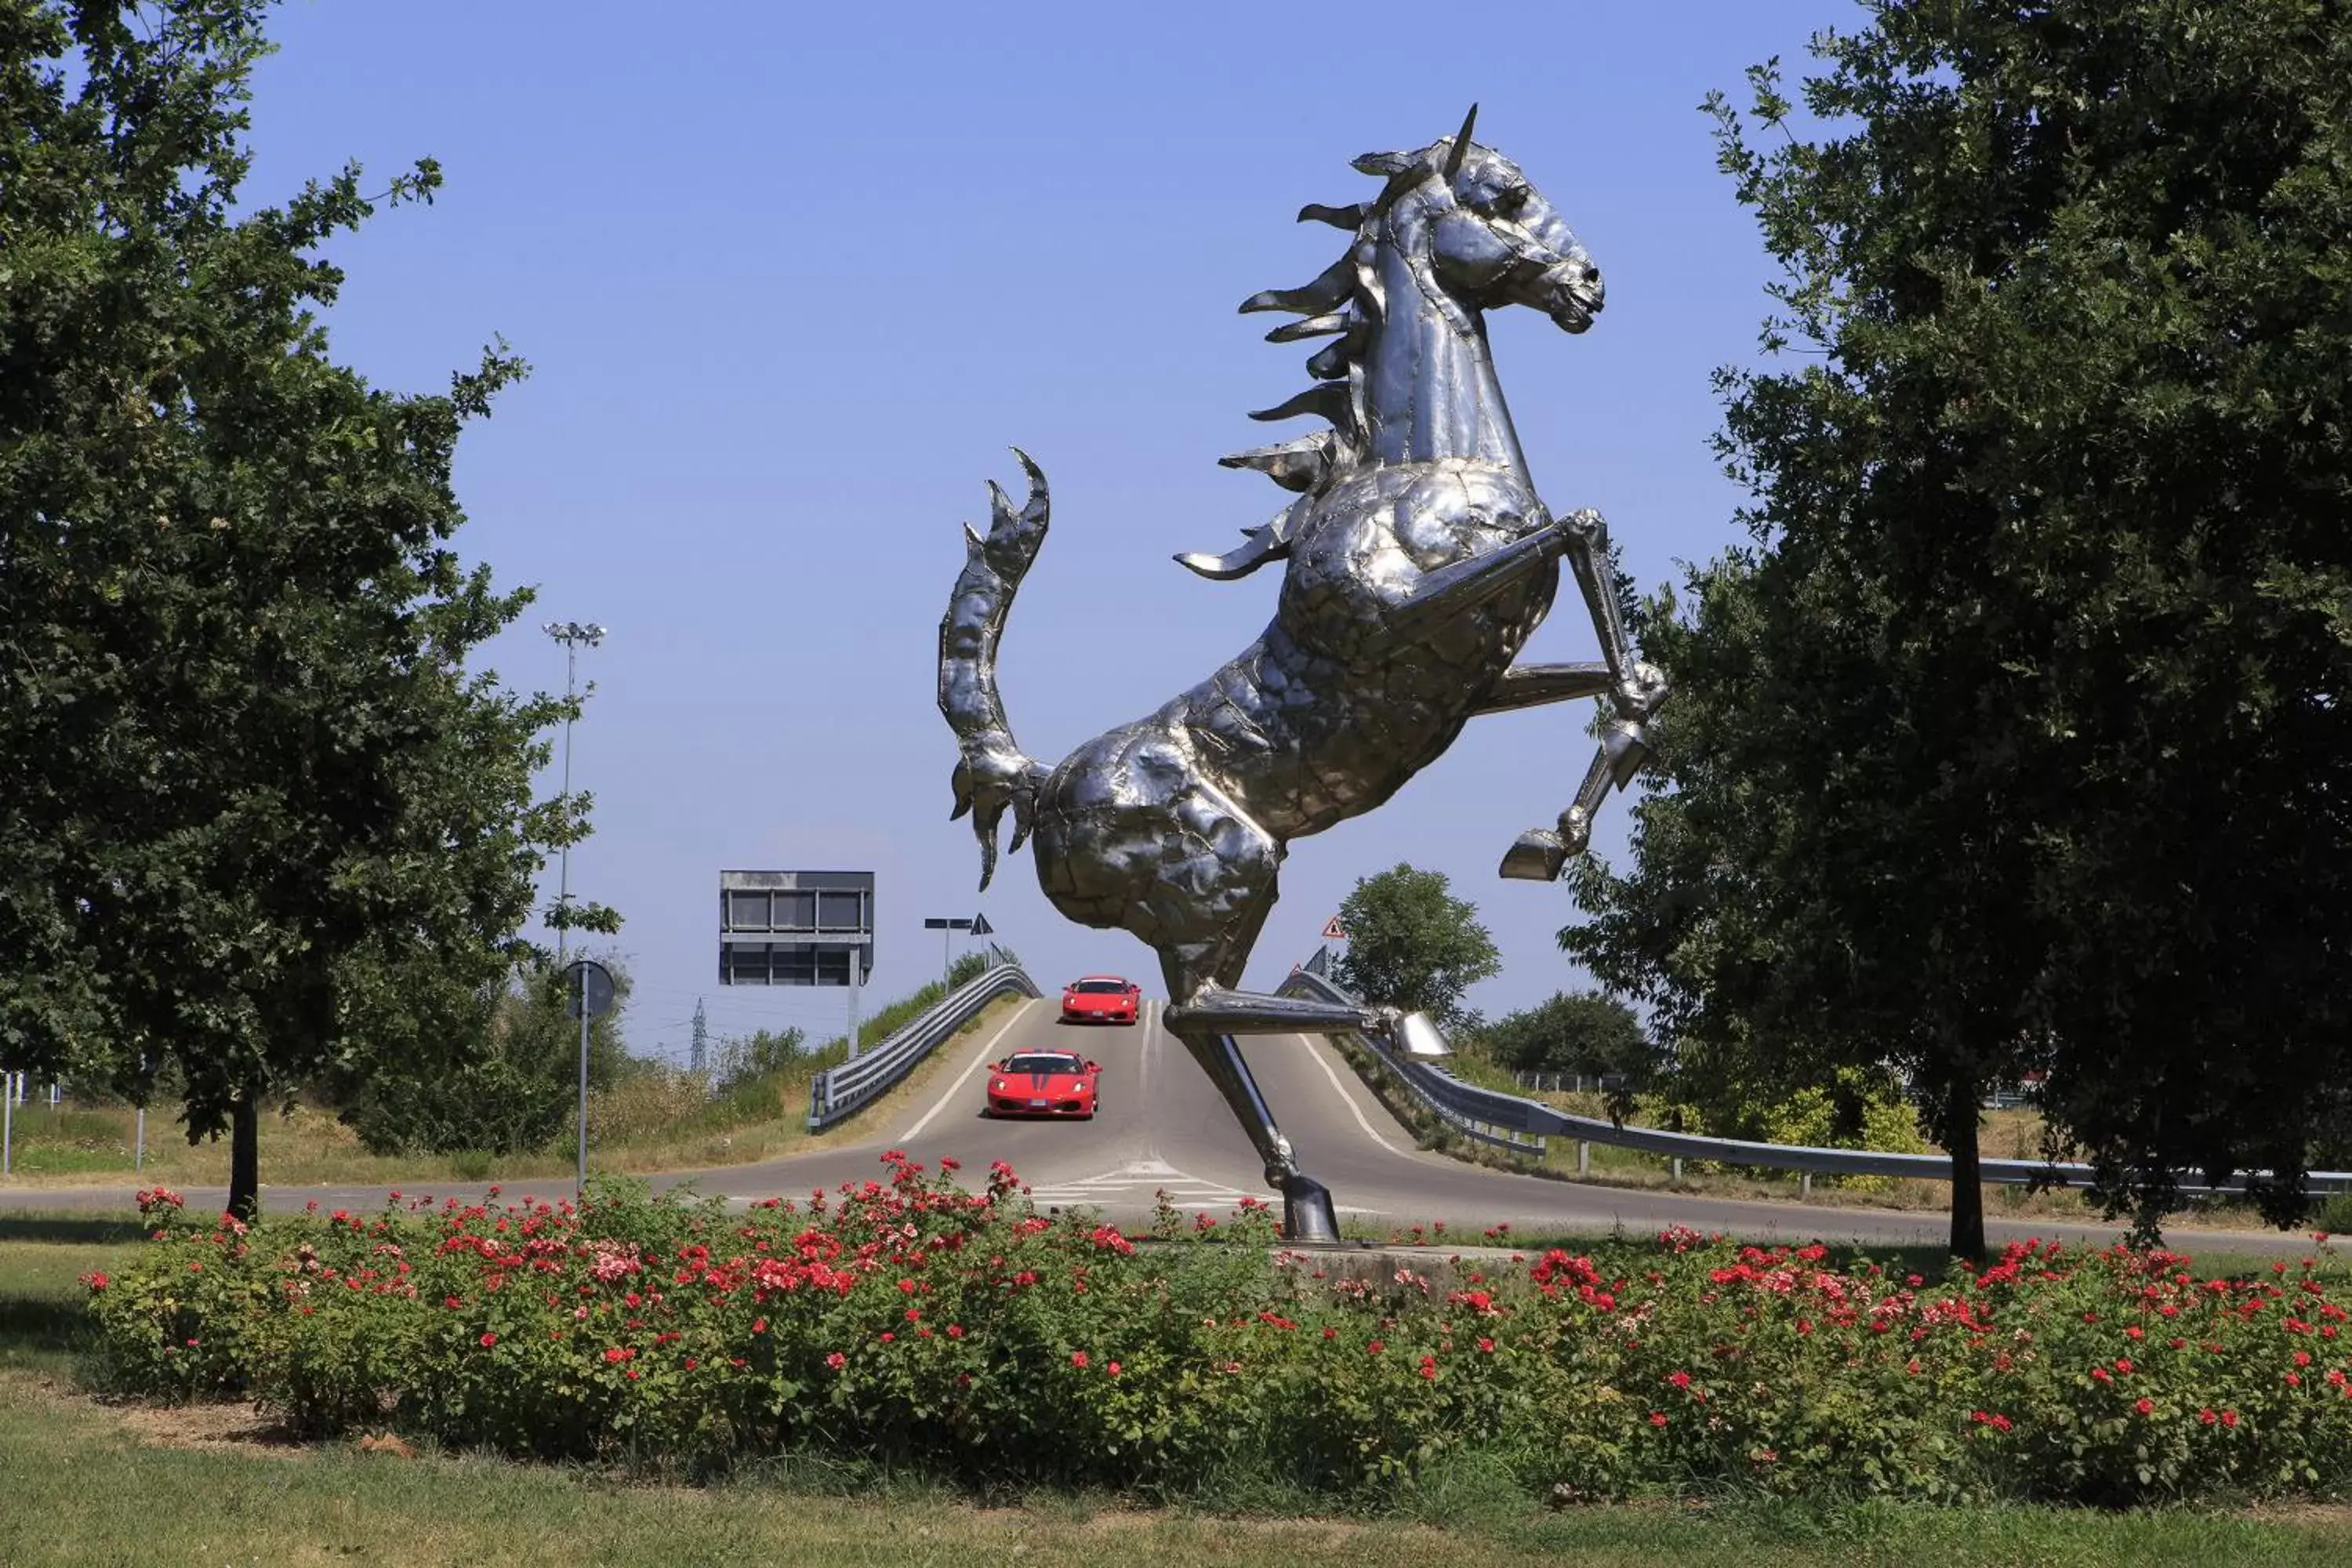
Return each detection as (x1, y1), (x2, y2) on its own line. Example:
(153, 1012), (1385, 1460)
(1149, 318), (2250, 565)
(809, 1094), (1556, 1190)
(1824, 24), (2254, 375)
(0, 996), (1025, 1192)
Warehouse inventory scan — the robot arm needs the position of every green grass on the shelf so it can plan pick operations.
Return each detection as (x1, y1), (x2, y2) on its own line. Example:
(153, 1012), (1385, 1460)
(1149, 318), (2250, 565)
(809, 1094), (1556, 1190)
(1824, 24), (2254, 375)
(0, 1212), (143, 1377)
(5, 1212), (2352, 1564)
(1, 1371), (2350, 1567)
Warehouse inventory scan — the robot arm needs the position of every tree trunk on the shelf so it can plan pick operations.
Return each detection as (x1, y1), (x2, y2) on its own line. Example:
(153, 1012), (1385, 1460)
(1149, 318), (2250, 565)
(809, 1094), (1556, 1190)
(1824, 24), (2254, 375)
(227, 1095), (260, 1223)
(1947, 1074), (1986, 1263)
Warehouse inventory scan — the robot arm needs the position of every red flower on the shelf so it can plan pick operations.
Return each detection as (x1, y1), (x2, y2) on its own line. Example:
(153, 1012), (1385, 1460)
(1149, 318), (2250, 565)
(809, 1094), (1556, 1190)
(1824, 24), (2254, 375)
(1477, 1338), (1496, 1354)
(1417, 1356), (1438, 1381)
(1070, 1351), (1089, 1369)
(752, 1317), (768, 1334)
(1668, 1370), (1692, 1389)
(1367, 1339), (1385, 1355)
(946, 1324), (964, 1339)
(1107, 1360), (1122, 1377)
(826, 1352), (847, 1370)
(79, 1271), (109, 1293)
(479, 1332), (498, 1348)
(2222, 1410), (2240, 1427)
(2199, 1407), (2217, 1425)
(1650, 1411), (1668, 1427)
(2134, 1397), (2154, 1416)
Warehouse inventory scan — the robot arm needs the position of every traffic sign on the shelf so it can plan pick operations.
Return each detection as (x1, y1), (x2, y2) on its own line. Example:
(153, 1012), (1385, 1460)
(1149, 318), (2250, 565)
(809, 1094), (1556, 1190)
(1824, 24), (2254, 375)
(970, 911), (995, 937)
(562, 959), (616, 1019)
(1322, 916), (1347, 941)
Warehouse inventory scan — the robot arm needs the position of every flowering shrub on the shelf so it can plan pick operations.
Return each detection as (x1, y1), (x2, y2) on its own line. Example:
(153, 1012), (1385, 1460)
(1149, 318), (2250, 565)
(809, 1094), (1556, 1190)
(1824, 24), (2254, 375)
(82, 1158), (2352, 1505)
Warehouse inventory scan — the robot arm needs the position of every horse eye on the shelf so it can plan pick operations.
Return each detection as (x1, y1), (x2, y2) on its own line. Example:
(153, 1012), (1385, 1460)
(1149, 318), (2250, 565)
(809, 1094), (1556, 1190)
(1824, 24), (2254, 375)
(1494, 185), (1530, 216)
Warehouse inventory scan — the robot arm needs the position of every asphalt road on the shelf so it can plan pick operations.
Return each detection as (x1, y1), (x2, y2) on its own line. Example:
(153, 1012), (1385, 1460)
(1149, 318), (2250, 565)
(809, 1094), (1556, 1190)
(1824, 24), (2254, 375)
(2, 999), (2314, 1254)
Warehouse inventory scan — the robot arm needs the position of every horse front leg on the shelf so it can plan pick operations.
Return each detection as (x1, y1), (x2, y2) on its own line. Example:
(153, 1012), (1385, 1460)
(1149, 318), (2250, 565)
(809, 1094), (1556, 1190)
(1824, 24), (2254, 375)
(1486, 512), (1671, 881)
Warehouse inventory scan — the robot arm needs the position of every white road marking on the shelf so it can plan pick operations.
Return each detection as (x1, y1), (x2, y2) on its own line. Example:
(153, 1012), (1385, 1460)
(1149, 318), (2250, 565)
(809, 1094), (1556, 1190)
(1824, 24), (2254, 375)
(1016, 1157), (1377, 1215)
(898, 999), (1036, 1142)
(1294, 1033), (1406, 1155)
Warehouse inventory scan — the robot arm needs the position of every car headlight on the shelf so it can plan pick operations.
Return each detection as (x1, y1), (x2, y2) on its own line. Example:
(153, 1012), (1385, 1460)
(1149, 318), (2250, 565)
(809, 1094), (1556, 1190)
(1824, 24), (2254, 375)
(991, 1080), (1006, 1093)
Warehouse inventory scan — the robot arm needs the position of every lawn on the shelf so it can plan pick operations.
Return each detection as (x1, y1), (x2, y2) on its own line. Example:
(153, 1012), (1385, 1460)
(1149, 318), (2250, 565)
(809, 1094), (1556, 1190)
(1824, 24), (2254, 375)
(5, 1209), (2352, 1566)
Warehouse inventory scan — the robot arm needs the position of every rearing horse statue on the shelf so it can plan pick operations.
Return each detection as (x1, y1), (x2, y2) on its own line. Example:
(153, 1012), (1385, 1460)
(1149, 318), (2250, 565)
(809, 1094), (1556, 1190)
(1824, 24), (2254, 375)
(938, 109), (1668, 1240)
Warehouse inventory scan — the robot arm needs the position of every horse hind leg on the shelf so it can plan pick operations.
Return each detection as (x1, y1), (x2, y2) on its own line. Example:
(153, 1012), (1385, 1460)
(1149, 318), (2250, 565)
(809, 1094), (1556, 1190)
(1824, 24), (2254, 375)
(1140, 822), (1341, 1243)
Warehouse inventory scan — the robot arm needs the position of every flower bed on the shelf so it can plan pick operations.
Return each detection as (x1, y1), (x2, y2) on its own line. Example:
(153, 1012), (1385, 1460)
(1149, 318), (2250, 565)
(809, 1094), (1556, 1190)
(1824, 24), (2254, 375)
(85, 1161), (2352, 1505)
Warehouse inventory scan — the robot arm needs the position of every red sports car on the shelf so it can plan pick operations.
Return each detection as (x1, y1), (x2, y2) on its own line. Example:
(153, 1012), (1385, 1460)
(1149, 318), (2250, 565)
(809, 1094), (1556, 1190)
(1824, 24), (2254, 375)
(984, 1051), (1102, 1119)
(1060, 975), (1142, 1025)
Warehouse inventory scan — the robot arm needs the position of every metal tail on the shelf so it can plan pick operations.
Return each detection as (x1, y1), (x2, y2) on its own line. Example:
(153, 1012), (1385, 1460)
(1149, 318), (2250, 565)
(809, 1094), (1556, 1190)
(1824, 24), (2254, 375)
(938, 449), (1054, 890)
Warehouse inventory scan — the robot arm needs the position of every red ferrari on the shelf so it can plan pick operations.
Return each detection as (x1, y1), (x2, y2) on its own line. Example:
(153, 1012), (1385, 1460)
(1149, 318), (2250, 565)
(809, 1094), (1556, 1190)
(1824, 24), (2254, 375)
(984, 1051), (1102, 1119)
(1060, 975), (1142, 1025)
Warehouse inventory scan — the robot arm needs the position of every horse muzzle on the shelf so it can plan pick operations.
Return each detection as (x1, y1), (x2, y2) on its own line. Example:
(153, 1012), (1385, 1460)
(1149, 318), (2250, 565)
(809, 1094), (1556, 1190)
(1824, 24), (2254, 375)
(1537, 260), (1605, 333)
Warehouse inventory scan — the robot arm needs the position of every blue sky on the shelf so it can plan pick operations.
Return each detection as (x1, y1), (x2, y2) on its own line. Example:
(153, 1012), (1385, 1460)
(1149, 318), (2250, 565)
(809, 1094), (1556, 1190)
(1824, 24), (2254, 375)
(238, 0), (1840, 1060)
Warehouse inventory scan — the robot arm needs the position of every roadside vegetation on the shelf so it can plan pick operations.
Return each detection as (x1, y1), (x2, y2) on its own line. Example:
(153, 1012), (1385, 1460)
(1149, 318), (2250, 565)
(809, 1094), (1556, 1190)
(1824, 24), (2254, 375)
(0, 956), (1015, 1192)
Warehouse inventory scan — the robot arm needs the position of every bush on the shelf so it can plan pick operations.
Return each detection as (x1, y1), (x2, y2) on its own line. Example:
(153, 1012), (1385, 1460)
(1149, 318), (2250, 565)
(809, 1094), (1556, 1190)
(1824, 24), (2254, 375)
(82, 1166), (2352, 1506)
(713, 1029), (806, 1096)
(339, 953), (636, 1156)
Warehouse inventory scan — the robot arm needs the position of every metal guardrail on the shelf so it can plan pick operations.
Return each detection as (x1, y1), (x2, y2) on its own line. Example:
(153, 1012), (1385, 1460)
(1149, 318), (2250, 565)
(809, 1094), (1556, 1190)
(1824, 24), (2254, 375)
(1279, 953), (2352, 1198)
(807, 956), (1040, 1131)
(1279, 964), (1548, 1157)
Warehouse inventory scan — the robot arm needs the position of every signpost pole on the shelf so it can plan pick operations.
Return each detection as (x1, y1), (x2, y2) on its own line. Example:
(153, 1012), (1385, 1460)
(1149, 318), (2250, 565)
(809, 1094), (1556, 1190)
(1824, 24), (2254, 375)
(577, 965), (590, 1196)
(848, 946), (862, 1058)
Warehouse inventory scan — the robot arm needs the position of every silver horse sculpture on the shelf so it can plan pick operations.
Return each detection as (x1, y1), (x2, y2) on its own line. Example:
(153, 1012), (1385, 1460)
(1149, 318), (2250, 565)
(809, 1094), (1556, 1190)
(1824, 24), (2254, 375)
(939, 109), (1668, 1240)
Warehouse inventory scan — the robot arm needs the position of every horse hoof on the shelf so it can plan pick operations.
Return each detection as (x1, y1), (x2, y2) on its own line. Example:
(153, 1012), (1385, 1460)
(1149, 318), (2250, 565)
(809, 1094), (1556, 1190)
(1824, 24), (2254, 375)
(1499, 829), (1567, 881)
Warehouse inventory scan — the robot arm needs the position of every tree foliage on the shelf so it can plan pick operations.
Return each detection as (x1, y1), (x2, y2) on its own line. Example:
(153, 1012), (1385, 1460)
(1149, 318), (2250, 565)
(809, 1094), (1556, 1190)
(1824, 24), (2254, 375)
(334, 953), (637, 1156)
(0, 2), (607, 1213)
(1331, 864), (1501, 1034)
(1476, 991), (1655, 1082)
(1564, 0), (2352, 1254)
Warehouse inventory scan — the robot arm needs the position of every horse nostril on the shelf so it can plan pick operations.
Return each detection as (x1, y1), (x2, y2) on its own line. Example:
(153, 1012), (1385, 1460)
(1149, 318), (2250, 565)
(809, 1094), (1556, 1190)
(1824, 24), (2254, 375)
(1581, 263), (1599, 283)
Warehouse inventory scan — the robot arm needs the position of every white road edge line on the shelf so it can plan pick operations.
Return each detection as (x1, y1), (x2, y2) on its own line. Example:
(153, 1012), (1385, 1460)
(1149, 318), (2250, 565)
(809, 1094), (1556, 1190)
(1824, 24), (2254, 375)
(1295, 1032), (1406, 1156)
(898, 998), (1036, 1142)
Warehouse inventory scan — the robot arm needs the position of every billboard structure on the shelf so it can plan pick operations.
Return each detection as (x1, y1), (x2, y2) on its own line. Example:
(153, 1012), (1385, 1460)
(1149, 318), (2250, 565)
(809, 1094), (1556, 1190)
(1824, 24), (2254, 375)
(718, 870), (875, 1051)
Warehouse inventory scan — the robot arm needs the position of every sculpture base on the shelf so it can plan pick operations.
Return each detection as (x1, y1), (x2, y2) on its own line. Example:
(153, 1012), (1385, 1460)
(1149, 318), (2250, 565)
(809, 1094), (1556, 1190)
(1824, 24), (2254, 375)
(1280, 1173), (1341, 1245)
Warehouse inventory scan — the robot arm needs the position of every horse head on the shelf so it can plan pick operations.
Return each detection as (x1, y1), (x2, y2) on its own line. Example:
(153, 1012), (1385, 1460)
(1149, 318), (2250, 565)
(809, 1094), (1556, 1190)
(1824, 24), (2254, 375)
(1357, 105), (1605, 336)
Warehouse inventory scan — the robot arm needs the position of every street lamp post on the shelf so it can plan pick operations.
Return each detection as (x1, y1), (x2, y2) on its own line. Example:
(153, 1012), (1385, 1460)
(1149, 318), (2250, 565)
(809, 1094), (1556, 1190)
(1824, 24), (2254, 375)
(542, 622), (607, 959)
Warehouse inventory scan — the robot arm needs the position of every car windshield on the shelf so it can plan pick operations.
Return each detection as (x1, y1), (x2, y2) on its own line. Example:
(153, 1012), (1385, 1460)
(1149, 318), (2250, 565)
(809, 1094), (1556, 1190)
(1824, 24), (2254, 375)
(1069, 979), (1130, 994)
(1004, 1054), (1083, 1075)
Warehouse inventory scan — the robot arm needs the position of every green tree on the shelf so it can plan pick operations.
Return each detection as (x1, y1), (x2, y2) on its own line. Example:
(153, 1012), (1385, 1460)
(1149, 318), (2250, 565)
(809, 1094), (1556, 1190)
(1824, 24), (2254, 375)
(1331, 864), (1501, 1035)
(334, 952), (636, 1156)
(1478, 990), (1656, 1083)
(0, 2), (612, 1215)
(1567, 0), (2352, 1256)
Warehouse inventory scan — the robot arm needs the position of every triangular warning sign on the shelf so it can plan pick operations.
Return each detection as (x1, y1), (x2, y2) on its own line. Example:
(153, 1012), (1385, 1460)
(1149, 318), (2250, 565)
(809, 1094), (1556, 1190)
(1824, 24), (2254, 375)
(969, 912), (994, 937)
(1322, 916), (1347, 941)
